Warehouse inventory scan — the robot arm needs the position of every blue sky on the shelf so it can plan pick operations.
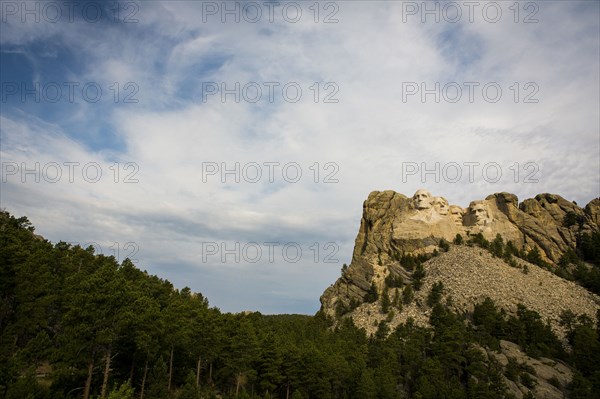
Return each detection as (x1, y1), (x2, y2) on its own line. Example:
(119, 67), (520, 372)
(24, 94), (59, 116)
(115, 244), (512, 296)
(1, 1), (599, 314)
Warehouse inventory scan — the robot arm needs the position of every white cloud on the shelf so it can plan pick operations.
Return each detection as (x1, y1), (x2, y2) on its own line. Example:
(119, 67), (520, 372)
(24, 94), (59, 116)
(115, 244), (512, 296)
(1, 1), (598, 313)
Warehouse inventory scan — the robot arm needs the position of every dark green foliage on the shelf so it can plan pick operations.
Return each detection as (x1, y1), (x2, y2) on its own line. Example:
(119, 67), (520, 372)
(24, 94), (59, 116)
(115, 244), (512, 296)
(365, 282), (379, 303)
(569, 372), (595, 399)
(107, 380), (135, 399)
(578, 231), (600, 265)
(1, 210), (598, 399)
(504, 357), (519, 382)
(381, 286), (390, 314)
(402, 285), (414, 305)
(412, 263), (425, 291)
(489, 234), (504, 258)
(400, 253), (418, 271)
(439, 238), (450, 252)
(559, 309), (578, 331)
(559, 248), (580, 268)
(427, 282), (444, 307)
(355, 369), (376, 398)
(145, 359), (169, 399)
(453, 234), (463, 245)
(341, 263), (348, 275)
(507, 305), (565, 359)
(575, 263), (600, 295)
(505, 240), (519, 257)
(473, 298), (566, 360)
(399, 252), (431, 272)
(335, 300), (349, 317)
(386, 310), (395, 322)
(472, 297), (506, 349)
(504, 254), (518, 268)
(4, 371), (48, 399)
(467, 233), (489, 248)
(520, 372), (536, 389)
(564, 211), (584, 227)
(526, 246), (547, 268)
(384, 273), (403, 288)
(374, 320), (389, 341)
(501, 240), (521, 269)
(561, 312), (600, 391)
(555, 243), (600, 295)
(548, 375), (561, 389)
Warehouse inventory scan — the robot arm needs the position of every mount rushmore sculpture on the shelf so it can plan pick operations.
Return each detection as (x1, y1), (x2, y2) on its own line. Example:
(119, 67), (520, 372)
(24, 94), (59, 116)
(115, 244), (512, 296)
(404, 189), (493, 229)
(358, 189), (600, 262)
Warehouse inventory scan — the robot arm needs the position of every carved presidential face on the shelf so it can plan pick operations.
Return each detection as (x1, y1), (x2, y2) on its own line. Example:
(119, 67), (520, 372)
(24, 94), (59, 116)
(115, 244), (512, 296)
(433, 197), (449, 215)
(469, 201), (490, 226)
(412, 189), (433, 210)
(449, 205), (464, 226)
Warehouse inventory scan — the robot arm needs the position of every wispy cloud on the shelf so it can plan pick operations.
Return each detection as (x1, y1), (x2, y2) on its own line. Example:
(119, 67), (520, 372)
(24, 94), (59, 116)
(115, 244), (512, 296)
(1, 1), (598, 313)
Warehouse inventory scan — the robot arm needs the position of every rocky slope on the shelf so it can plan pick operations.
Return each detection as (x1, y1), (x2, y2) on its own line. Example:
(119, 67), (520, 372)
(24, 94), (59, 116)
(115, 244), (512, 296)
(320, 189), (600, 398)
(320, 189), (600, 334)
(484, 340), (573, 399)
(346, 245), (600, 338)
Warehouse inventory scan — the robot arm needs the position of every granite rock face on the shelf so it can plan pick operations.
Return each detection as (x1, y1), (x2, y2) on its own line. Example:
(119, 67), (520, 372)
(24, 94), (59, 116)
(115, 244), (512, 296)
(320, 189), (600, 325)
(488, 340), (573, 399)
(320, 189), (599, 398)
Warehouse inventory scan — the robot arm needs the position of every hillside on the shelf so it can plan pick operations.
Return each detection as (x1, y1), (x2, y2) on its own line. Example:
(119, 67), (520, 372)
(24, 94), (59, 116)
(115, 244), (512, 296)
(317, 189), (600, 398)
(345, 245), (600, 338)
(2, 199), (600, 399)
(320, 190), (600, 332)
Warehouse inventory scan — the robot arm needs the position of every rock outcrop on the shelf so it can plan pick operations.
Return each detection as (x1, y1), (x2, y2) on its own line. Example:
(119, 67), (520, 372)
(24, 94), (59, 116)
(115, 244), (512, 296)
(320, 190), (600, 334)
(488, 340), (573, 399)
(330, 245), (600, 338)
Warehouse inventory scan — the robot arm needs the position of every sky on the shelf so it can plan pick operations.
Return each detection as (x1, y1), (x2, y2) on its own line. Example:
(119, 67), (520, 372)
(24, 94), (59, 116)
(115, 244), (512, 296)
(1, 0), (599, 314)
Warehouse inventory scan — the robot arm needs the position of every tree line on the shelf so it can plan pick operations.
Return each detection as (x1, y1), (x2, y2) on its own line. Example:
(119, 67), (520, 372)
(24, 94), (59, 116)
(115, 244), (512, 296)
(1, 211), (599, 398)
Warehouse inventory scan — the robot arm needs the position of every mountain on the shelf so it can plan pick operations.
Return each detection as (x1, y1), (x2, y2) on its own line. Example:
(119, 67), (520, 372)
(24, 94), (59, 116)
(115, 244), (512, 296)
(318, 189), (600, 398)
(320, 190), (600, 335)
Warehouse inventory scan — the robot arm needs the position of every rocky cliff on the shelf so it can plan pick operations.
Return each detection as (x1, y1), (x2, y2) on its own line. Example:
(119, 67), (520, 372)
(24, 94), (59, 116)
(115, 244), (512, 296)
(320, 190), (600, 332)
(320, 189), (600, 398)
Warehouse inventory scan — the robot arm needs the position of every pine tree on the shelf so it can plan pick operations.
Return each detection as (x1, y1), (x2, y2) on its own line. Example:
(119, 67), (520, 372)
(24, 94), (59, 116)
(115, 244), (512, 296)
(365, 282), (379, 303)
(107, 381), (135, 399)
(380, 286), (390, 314)
(453, 234), (464, 245)
(258, 333), (283, 395)
(427, 282), (444, 307)
(355, 369), (376, 398)
(412, 264), (426, 290)
(402, 285), (414, 305)
(490, 234), (504, 258)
